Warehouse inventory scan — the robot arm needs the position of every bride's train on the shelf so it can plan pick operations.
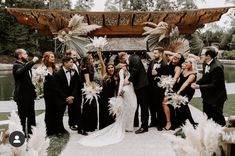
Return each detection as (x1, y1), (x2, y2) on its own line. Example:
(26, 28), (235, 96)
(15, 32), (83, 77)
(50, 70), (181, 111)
(79, 69), (137, 147)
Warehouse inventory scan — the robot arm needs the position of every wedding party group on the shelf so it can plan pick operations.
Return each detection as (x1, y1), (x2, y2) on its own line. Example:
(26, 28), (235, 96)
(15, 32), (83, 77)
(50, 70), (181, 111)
(12, 44), (227, 147)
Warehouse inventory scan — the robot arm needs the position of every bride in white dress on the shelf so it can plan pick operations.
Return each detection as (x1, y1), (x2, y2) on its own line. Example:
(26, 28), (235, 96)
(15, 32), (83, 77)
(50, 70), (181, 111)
(78, 67), (137, 147)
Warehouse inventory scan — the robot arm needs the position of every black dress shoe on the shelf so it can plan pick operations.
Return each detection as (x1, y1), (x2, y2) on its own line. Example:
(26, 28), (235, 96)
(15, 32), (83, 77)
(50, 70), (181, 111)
(77, 130), (88, 136)
(70, 125), (78, 131)
(157, 126), (163, 131)
(135, 128), (148, 134)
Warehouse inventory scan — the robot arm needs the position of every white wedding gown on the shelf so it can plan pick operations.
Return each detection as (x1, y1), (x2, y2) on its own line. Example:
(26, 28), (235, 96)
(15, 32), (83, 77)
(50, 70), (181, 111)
(78, 69), (137, 147)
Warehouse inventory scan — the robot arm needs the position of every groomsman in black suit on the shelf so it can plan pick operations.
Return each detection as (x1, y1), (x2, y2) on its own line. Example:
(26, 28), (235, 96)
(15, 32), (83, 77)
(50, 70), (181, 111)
(12, 48), (38, 135)
(191, 48), (227, 126)
(55, 56), (87, 135)
(147, 47), (168, 130)
(119, 52), (149, 134)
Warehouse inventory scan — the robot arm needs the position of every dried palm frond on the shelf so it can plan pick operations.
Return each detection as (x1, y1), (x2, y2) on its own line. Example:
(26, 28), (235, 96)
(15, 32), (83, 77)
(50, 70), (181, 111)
(168, 38), (190, 54)
(142, 22), (171, 52)
(55, 14), (102, 56)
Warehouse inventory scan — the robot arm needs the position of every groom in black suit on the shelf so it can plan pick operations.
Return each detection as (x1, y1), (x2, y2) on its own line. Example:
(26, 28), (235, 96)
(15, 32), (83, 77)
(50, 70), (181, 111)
(12, 48), (38, 135)
(119, 52), (149, 134)
(55, 56), (87, 135)
(191, 48), (227, 126)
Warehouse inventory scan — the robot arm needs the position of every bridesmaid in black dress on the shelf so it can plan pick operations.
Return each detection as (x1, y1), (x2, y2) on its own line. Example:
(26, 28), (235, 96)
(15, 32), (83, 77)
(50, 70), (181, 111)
(173, 57), (198, 128)
(80, 53), (98, 132)
(96, 49), (119, 129)
(162, 51), (185, 130)
(43, 51), (65, 136)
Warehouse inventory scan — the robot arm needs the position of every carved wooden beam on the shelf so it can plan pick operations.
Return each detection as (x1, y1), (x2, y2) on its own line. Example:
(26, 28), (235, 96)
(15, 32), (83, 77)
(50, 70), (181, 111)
(5, 6), (235, 37)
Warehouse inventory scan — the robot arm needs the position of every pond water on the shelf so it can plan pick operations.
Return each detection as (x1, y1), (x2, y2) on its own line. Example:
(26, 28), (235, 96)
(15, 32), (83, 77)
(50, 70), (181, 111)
(0, 65), (235, 101)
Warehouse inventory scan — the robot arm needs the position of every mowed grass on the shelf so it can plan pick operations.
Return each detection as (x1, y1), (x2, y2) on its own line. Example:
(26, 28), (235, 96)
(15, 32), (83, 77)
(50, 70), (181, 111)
(190, 94), (235, 117)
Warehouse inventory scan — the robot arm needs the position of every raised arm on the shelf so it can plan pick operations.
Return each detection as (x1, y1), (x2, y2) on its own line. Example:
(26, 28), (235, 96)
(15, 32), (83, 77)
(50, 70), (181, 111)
(177, 74), (196, 95)
(96, 48), (106, 78)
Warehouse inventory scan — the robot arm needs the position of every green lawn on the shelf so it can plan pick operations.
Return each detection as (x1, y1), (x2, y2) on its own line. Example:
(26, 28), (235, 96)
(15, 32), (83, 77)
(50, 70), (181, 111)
(190, 94), (235, 117)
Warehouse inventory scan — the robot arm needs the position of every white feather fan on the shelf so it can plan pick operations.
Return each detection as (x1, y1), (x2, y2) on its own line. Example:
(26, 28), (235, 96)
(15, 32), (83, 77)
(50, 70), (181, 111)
(108, 96), (124, 118)
(85, 36), (108, 50)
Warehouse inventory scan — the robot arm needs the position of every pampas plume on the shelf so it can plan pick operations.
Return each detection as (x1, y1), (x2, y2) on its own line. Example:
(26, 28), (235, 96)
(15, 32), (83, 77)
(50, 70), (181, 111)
(3, 111), (49, 156)
(8, 111), (23, 133)
(166, 114), (228, 156)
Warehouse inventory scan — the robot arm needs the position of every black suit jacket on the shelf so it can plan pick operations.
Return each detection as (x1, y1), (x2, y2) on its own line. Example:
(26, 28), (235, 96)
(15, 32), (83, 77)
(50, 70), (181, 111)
(13, 60), (36, 102)
(54, 68), (83, 103)
(128, 54), (148, 90)
(147, 59), (168, 86)
(197, 59), (227, 105)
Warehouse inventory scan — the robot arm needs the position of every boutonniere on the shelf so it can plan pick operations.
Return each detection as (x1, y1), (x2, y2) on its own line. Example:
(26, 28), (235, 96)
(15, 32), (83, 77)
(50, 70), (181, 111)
(153, 63), (161, 69)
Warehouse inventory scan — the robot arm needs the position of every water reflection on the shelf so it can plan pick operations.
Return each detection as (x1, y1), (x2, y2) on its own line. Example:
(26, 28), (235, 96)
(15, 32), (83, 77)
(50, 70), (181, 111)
(0, 64), (235, 101)
(0, 71), (14, 101)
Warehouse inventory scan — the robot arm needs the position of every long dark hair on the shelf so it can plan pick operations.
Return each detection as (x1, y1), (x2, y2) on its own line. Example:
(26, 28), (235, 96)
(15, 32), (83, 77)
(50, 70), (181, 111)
(103, 63), (119, 85)
(80, 53), (94, 75)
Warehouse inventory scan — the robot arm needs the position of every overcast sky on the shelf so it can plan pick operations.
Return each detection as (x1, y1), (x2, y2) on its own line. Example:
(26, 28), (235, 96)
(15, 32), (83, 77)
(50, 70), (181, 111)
(70, 0), (234, 30)
(70, 0), (232, 11)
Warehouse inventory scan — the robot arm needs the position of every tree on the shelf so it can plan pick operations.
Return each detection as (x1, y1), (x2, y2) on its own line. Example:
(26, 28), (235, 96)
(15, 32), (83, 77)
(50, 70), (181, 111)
(0, 0), (55, 55)
(74, 0), (94, 11)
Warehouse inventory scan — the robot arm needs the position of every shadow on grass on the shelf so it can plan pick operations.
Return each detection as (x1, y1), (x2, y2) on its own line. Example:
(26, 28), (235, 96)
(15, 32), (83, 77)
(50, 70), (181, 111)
(47, 132), (70, 156)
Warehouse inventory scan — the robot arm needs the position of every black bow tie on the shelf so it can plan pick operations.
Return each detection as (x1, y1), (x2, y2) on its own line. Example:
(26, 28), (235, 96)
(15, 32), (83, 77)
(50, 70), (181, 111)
(66, 70), (72, 73)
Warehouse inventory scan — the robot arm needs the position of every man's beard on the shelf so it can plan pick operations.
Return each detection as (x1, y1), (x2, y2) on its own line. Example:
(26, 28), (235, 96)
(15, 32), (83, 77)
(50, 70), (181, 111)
(22, 57), (28, 63)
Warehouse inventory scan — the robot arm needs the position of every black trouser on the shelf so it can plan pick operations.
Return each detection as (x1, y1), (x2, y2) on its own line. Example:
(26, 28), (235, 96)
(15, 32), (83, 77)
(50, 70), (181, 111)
(148, 85), (165, 127)
(203, 100), (226, 126)
(67, 99), (82, 129)
(135, 86), (149, 129)
(16, 99), (36, 135)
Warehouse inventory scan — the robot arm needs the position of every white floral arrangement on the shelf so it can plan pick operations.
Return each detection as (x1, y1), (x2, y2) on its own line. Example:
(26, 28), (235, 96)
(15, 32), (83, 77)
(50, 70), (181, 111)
(82, 82), (102, 105)
(108, 96), (124, 119)
(85, 36), (108, 50)
(157, 76), (174, 93)
(153, 63), (161, 69)
(0, 111), (49, 156)
(167, 93), (188, 108)
(164, 115), (235, 156)
(32, 65), (48, 99)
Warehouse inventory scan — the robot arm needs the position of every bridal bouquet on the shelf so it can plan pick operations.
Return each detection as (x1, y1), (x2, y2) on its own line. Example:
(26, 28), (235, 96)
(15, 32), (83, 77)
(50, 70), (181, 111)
(108, 96), (124, 118)
(82, 82), (102, 105)
(32, 65), (48, 99)
(157, 75), (174, 93)
(85, 36), (108, 50)
(167, 93), (188, 108)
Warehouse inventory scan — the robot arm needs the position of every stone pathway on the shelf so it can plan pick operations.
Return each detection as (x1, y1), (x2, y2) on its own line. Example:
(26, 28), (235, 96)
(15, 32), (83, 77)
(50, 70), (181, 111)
(60, 104), (203, 156)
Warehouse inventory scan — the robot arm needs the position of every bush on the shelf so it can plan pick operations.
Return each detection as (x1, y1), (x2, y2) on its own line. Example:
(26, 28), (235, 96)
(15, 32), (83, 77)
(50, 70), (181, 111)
(221, 50), (235, 60)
